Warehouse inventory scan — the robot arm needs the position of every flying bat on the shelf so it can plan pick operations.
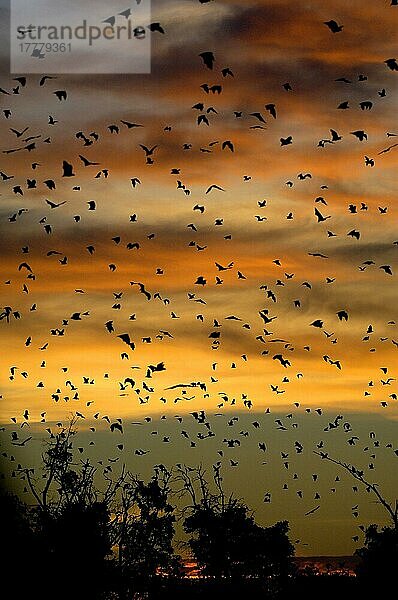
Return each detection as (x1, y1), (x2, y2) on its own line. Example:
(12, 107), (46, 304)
(148, 22), (165, 33)
(324, 20), (343, 32)
(62, 160), (75, 177)
(385, 58), (398, 71)
(79, 155), (100, 166)
(110, 422), (123, 433)
(351, 130), (368, 141)
(347, 229), (360, 240)
(54, 90), (67, 101)
(273, 354), (291, 368)
(199, 51), (215, 69)
(206, 184), (225, 194)
(336, 310), (348, 321)
(314, 207), (331, 222)
(265, 103), (277, 118)
(222, 140), (234, 152)
(130, 281), (151, 300)
(117, 333), (135, 350)
(222, 67), (234, 77)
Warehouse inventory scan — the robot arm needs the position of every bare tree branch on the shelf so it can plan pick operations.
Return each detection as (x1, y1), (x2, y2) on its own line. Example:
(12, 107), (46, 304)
(314, 451), (398, 528)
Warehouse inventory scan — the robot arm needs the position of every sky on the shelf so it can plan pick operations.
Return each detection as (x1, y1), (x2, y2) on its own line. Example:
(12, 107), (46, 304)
(0, 0), (397, 556)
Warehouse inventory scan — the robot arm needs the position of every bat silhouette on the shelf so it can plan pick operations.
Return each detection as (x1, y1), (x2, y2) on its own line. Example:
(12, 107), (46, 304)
(222, 67), (234, 77)
(265, 103), (277, 118)
(119, 8), (132, 18)
(351, 130), (368, 141)
(206, 184), (225, 194)
(54, 90), (67, 101)
(330, 129), (342, 141)
(198, 114), (209, 126)
(110, 421), (123, 433)
(79, 155), (100, 166)
(250, 112), (266, 123)
(149, 22), (165, 34)
(379, 265), (393, 275)
(314, 207), (331, 222)
(222, 140), (234, 151)
(117, 333), (135, 350)
(359, 101), (373, 110)
(336, 310), (349, 321)
(130, 282), (151, 300)
(273, 354), (291, 367)
(139, 144), (158, 156)
(103, 16), (116, 27)
(324, 20), (343, 32)
(385, 58), (398, 71)
(199, 51), (215, 69)
(62, 160), (75, 177)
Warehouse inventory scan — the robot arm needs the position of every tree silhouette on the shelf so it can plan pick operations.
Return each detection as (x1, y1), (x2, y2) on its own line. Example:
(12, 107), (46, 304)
(314, 450), (398, 592)
(15, 420), (182, 599)
(114, 463), (181, 598)
(0, 490), (42, 596)
(314, 450), (398, 528)
(12, 420), (398, 599)
(355, 523), (398, 588)
(176, 464), (294, 593)
(15, 418), (121, 598)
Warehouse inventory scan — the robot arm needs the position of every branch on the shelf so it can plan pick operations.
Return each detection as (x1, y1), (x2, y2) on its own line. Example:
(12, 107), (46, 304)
(20, 468), (43, 508)
(197, 465), (210, 508)
(314, 451), (398, 528)
(174, 465), (197, 507)
(213, 465), (225, 511)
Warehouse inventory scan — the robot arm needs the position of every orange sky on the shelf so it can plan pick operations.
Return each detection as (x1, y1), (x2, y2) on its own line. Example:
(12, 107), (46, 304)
(0, 0), (397, 556)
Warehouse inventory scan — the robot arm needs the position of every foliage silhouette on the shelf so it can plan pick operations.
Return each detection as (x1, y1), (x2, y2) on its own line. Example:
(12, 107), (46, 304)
(14, 418), (118, 598)
(0, 490), (41, 596)
(7, 420), (397, 599)
(13, 420), (182, 599)
(114, 464), (182, 598)
(176, 464), (295, 595)
(314, 449), (398, 598)
(355, 524), (398, 590)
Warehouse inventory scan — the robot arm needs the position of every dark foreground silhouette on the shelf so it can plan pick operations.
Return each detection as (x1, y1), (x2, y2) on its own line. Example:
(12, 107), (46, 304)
(2, 421), (397, 600)
(2, 487), (396, 600)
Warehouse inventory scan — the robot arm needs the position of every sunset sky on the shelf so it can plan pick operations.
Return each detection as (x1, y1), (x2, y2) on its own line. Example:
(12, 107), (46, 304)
(0, 0), (397, 556)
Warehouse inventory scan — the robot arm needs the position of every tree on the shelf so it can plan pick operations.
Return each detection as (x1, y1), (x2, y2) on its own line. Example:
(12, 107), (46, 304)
(14, 419), (183, 598)
(314, 450), (398, 592)
(355, 524), (398, 590)
(113, 464), (181, 598)
(0, 490), (41, 596)
(176, 464), (294, 593)
(16, 418), (119, 599)
(314, 450), (398, 528)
